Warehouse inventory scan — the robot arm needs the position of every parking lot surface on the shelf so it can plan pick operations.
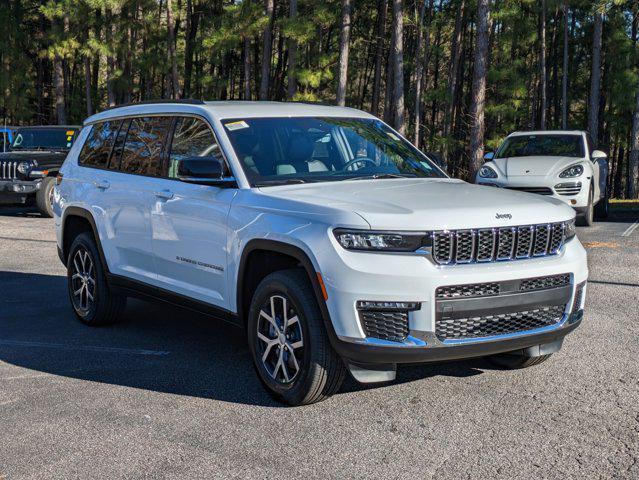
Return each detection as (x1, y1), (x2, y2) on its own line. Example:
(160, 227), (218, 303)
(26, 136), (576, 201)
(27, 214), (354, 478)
(0, 206), (638, 479)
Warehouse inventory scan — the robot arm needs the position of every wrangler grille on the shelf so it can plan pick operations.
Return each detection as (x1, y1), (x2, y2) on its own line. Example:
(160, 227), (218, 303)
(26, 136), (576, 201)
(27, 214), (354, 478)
(0, 161), (18, 180)
(435, 305), (565, 341)
(432, 222), (567, 265)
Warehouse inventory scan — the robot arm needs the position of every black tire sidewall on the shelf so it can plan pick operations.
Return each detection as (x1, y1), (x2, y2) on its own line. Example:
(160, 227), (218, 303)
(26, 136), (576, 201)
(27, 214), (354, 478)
(247, 271), (319, 404)
(36, 177), (55, 217)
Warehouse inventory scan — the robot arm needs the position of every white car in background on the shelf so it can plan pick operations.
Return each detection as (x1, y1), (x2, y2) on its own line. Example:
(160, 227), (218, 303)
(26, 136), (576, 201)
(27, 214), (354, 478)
(476, 131), (609, 226)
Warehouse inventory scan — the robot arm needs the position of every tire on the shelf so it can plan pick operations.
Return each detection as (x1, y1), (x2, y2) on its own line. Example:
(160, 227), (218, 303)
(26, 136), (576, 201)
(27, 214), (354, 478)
(247, 269), (346, 406)
(35, 177), (55, 218)
(487, 352), (552, 369)
(594, 191), (609, 220)
(577, 187), (594, 227)
(67, 232), (126, 326)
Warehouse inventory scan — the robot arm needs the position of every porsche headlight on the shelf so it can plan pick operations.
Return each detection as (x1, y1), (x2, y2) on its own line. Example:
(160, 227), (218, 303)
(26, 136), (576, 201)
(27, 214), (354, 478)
(478, 166), (498, 179)
(559, 164), (584, 178)
(333, 229), (429, 252)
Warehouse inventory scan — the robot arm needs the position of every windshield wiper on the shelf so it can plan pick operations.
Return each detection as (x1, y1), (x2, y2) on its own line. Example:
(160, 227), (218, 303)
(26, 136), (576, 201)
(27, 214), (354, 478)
(349, 173), (414, 181)
(255, 178), (308, 187)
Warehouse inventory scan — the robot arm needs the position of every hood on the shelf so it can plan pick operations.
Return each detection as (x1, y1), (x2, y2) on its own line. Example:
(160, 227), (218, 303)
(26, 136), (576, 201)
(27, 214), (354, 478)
(491, 155), (585, 177)
(258, 178), (575, 230)
(0, 150), (68, 169)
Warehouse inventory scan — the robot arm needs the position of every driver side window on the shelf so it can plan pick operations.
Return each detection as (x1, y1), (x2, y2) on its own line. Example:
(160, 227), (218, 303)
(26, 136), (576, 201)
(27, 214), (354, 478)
(167, 117), (227, 179)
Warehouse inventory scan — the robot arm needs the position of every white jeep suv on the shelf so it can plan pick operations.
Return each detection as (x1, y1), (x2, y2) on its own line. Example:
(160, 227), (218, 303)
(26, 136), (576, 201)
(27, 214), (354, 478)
(476, 130), (609, 226)
(54, 101), (588, 405)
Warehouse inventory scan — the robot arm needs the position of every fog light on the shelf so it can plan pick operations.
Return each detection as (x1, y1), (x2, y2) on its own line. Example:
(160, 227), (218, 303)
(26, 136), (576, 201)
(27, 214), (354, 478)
(357, 301), (420, 311)
(571, 199), (576, 205)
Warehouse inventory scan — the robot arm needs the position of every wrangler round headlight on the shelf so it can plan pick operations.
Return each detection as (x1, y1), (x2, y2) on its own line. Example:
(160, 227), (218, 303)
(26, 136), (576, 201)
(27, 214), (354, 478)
(478, 166), (498, 179)
(17, 161), (32, 174)
(333, 229), (429, 252)
(559, 164), (584, 178)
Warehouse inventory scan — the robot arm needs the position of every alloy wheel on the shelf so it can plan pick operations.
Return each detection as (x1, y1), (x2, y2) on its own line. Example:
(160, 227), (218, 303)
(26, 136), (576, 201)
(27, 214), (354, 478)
(70, 248), (96, 313)
(256, 294), (304, 384)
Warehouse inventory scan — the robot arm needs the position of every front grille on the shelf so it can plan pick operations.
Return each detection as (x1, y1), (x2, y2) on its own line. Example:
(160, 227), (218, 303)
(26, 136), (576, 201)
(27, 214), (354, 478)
(432, 222), (567, 265)
(520, 273), (571, 292)
(435, 305), (565, 341)
(0, 161), (18, 180)
(436, 282), (500, 299)
(506, 186), (553, 195)
(359, 310), (409, 342)
(555, 182), (582, 196)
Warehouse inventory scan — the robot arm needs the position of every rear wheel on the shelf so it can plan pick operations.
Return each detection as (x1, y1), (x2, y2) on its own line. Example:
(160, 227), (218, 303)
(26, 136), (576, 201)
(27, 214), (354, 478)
(36, 177), (55, 218)
(594, 189), (609, 219)
(488, 352), (552, 369)
(247, 269), (346, 406)
(67, 232), (126, 326)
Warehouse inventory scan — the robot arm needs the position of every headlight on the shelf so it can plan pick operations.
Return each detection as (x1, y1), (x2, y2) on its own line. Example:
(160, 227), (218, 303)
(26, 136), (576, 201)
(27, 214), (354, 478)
(478, 166), (498, 178)
(17, 161), (33, 174)
(333, 229), (429, 252)
(559, 164), (584, 178)
(564, 218), (576, 241)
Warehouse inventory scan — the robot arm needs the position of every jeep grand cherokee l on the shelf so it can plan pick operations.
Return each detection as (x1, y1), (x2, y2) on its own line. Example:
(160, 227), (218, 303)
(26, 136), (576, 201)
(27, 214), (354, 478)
(54, 101), (587, 405)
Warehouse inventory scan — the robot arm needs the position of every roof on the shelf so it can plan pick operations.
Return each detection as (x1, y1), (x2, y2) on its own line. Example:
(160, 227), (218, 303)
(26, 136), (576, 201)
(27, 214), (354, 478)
(84, 100), (375, 125)
(509, 130), (586, 136)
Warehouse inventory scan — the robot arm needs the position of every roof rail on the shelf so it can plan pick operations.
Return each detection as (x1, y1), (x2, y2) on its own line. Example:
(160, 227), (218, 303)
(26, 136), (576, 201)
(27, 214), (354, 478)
(102, 98), (205, 111)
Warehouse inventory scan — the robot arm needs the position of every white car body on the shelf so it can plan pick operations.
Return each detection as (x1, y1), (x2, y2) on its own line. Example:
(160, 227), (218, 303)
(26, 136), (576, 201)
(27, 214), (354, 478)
(54, 102), (588, 389)
(476, 130), (608, 220)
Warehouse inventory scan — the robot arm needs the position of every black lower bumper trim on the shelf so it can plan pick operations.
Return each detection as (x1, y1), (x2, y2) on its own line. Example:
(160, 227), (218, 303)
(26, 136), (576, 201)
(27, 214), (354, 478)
(333, 312), (582, 365)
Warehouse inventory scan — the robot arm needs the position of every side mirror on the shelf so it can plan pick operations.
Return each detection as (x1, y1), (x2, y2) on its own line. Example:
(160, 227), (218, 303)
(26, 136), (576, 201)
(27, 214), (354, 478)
(175, 156), (233, 186)
(483, 152), (495, 161)
(591, 150), (607, 161)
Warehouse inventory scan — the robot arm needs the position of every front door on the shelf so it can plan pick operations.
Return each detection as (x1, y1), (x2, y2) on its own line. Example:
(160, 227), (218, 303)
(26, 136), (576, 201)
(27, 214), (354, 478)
(151, 116), (235, 310)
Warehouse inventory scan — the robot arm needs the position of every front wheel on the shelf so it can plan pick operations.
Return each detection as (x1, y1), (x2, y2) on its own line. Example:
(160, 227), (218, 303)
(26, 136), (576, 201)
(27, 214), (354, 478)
(577, 187), (594, 227)
(594, 191), (609, 219)
(36, 177), (55, 218)
(247, 269), (346, 406)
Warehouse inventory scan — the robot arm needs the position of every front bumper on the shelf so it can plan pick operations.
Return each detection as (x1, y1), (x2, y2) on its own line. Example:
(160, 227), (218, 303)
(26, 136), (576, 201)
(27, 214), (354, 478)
(476, 178), (590, 208)
(0, 179), (41, 195)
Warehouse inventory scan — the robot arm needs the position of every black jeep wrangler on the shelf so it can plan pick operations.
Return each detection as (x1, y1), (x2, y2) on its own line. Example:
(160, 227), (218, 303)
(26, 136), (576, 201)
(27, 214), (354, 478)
(0, 125), (80, 217)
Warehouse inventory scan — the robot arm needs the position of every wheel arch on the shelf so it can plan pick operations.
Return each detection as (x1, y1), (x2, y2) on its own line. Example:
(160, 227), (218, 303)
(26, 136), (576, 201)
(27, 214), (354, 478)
(61, 207), (109, 271)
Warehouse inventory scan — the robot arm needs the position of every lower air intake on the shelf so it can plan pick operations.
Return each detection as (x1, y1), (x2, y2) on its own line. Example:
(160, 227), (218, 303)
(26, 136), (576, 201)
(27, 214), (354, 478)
(359, 311), (409, 342)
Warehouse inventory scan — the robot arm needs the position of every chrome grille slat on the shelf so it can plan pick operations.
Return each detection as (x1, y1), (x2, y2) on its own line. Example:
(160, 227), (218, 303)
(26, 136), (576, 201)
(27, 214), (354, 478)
(432, 222), (568, 265)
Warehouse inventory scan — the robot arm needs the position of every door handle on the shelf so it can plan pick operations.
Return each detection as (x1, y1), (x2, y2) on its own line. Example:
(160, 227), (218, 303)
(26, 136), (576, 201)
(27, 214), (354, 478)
(153, 189), (174, 200)
(93, 180), (110, 190)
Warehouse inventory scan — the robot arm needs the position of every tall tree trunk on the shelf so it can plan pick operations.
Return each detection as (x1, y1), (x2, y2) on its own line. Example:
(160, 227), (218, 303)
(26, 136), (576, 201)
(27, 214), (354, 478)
(391, 0), (405, 133)
(412, 0), (431, 147)
(53, 57), (66, 124)
(84, 56), (93, 117)
(183, 0), (201, 98)
(443, 0), (465, 162)
(287, 0), (298, 100)
(588, 10), (603, 146)
(166, 0), (180, 99)
(468, 0), (490, 179)
(371, 0), (388, 116)
(629, 69), (639, 199)
(539, 0), (547, 129)
(243, 36), (252, 100)
(336, 0), (351, 106)
(562, 0), (569, 129)
(259, 0), (275, 100)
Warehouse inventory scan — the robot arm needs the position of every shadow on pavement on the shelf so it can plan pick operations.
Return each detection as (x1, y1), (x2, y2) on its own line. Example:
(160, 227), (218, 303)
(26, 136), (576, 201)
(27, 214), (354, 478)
(0, 271), (487, 406)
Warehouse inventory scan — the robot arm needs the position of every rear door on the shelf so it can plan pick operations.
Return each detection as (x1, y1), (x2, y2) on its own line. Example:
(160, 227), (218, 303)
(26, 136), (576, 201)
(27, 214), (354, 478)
(150, 116), (236, 309)
(95, 116), (173, 285)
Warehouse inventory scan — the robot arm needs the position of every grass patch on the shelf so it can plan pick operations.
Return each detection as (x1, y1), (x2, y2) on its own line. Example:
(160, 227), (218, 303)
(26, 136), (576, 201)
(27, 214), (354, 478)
(609, 199), (639, 212)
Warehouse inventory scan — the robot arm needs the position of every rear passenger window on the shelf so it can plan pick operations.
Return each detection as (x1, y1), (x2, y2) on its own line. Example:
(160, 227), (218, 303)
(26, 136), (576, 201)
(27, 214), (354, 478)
(79, 121), (120, 168)
(119, 117), (172, 176)
(167, 117), (226, 179)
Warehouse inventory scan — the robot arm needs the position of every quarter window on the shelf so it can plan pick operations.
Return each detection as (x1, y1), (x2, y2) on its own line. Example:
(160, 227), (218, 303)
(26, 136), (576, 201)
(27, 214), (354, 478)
(79, 121), (120, 168)
(167, 117), (226, 179)
(119, 117), (172, 176)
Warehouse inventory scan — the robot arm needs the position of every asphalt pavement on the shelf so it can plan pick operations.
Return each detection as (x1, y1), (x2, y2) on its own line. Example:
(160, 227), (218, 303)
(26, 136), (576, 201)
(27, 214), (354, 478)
(0, 206), (637, 479)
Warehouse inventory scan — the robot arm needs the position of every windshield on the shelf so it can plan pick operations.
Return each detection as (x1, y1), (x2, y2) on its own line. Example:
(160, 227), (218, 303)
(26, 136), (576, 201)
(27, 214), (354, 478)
(222, 117), (445, 186)
(11, 128), (77, 150)
(496, 134), (584, 159)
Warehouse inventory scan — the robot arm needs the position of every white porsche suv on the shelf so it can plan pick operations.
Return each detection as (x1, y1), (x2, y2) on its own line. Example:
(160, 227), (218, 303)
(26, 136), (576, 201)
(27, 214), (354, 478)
(476, 130), (609, 226)
(54, 101), (587, 405)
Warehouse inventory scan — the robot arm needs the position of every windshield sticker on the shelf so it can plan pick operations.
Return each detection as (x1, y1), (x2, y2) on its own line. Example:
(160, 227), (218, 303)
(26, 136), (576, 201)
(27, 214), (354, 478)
(66, 130), (75, 136)
(225, 120), (249, 131)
